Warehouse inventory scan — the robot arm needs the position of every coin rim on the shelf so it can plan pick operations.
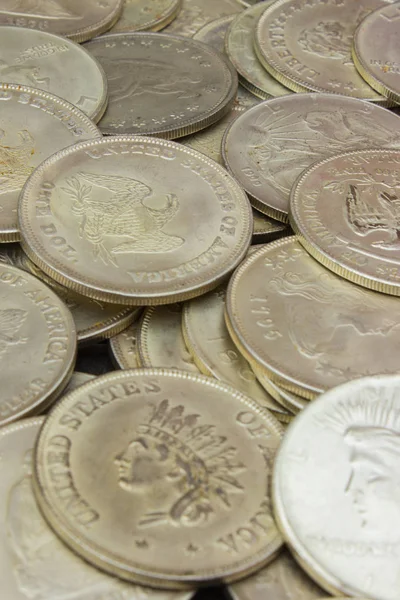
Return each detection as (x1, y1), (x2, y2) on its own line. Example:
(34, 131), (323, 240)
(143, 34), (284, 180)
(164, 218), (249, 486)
(112, 0), (183, 32)
(33, 368), (284, 588)
(64, 0), (124, 43)
(78, 305), (141, 345)
(109, 320), (143, 369)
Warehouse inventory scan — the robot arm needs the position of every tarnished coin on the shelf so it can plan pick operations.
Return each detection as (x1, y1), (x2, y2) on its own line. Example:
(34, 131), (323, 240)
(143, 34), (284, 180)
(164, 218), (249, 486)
(86, 33), (237, 138)
(0, 84), (100, 243)
(164, 0), (242, 37)
(353, 2), (400, 105)
(290, 149), (400, 296)
(138, 304), (199, 371)
(0, 263), (76, 425)
(252, 211), (289, 244)
(0, 244), (140, 344)
(226, 237), (400, 399)
(229, 549), (324, 600)
(0, 27), (107, 122)
(109, 320), (141, 369)
(273, 375), (400, 599)
(193, 15), (235, 52)
(0, 417), (193, 600)
(222, 93), (400, 220)
(255, 0), (391, 102)
(33, 369), (284, 587)
(182, 286), (290, 417)
(226, 3), (291, 100)
(111, 0), (182, 32)
(0, 0), (123, 42)
(19, 137), (252, 306)
(252, 364), (308, 414)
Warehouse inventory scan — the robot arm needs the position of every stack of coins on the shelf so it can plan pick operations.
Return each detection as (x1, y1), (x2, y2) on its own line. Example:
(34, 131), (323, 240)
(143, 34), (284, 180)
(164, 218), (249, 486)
(0, 1), (399, 600)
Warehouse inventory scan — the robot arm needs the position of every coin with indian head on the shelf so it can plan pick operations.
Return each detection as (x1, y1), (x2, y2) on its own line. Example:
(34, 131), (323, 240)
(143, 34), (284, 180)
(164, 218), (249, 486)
(255, 0), (393, 102)
(225, 237), (400, 399)
(85, 33), (237, 137)
(164, 0), (242, 37)
(222, 93), (400, 221)
(290, 149), (400, 295)
(0, 0), (124, 42)
(110, 0), (182, 32)
(0, 263), (76, 426)
(0, 417), (194, 600)
(273, 375), (400, 599)
(19, 136), (252, 306)
(0, 83), (100, 243)
(33, 369), (284, 587)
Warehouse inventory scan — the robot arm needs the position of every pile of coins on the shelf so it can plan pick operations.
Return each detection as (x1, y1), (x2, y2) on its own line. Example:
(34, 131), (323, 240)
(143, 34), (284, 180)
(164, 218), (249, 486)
(0, 1), (399, 599)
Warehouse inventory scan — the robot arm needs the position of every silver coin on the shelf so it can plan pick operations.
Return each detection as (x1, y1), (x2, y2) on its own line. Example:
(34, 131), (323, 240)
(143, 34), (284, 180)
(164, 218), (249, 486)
(193, 15), (235, 53)
(164, 0), (242, 37)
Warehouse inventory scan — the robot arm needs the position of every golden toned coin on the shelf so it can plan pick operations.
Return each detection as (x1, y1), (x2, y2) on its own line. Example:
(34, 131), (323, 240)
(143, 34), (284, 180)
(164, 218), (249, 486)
(255, 0), (392, 102)
(252, 211), (289, 244)
(19, 136), (252, 306)
(0, 0), (123, 42)
(252, 364), (308, 415)
(226, 237), (400, 399)
(229, 549), (324, 600)
(111, 0), (182, 32)
(273, 375), (400, 600)
(182, 286), (291, 418)
(353, 2), (400, 105)
(33, 369), (284, 588)
(193, 15), (235, 52)
(109, 320), (142, 369)
(226, 3), (291, 100)
(0, 244), (140, 344)
(222, 93), (400, 221)
(86, 33), (237, 138)
(138, 304), (199, 372)
(290, 148), (400, 296)
(164, 0), (242, 37)
(0, 83), (100, 243)
(0, 417), (193, 600)
(0, 27), (107, 123)
(0, 263), (76, 425)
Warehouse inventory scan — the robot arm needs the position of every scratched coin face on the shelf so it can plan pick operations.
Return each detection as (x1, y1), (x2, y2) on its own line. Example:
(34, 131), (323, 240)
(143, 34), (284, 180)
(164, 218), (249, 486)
(0, 244), (140, 344)
(110, 0), (182, 32)
(0, 84), (100, 243)
(0, 263), (76, 426)
(273, 375), (400, 600)
(33, 369), (284, 587)
(290, 149), (400, 296)
(18, 137), (252, 305)
(138, 304), (199, 371)
(226, 237), (400, 399)
(0, 0), (123, 42)
(0, 27), (107, 122)
(0, 417), (194, 600)
(164, 0), (242, 37)
(226, 2), (291, 100)
(255, 0), (394, 102)
(353, 2), (400, 105)
(222, 93), (400, 220)
(85, 33), (238, 137)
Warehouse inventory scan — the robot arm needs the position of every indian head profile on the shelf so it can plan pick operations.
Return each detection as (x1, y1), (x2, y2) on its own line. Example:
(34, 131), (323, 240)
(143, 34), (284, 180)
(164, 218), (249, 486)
(114, 399), (245, 528)
(322, 391), (400, 530)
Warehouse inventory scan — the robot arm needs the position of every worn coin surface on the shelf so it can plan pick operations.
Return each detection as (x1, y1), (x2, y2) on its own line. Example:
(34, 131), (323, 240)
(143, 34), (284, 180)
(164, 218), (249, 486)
(353, 2), (400, 105)
(138, 304), (199, 371)
(109, 319), (142, 369)
(182, 286), (290, 417)
(255, 0), (391, 102)
(0, 263), (76, 425)
(290, 149), (400, 296)
(33, 369), (284, 587)
(19, 137), (252, 305)
(252, 211), (288, 244)
(164, 0), (242, 37)
(193, 14), (234, 52)
(226, 3), (291, 100)
(222, 93), (400, 220)
(0, 84), (100, 243)
(0, 27), (107, 122)
(0, 0), (123, 42)
(86, 33), (237, 138)
(0, 417), (193, 600)
(229, 549), (324, 600)
(110, 0), (182, 32)
(0, 244), (140, 344)
(273, 375), (400, 599)
(226, 237), (400, 399)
